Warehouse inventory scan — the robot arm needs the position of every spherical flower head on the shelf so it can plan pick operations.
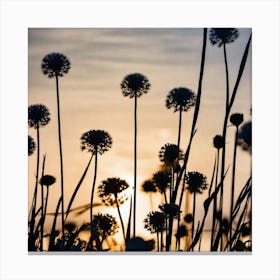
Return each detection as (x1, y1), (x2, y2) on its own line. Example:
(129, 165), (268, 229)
(142, 180), (157, 193)
(166, 87), (196, 112)
(80, 129), (112, 155)
(91, 213), (119, 237)
(213, 135), (224, 150)
(120, 73), (150, 98)
(41, 52), (71, 78)
(39, 174), (56, 187)
(98, 177), (129, 207)
(183, 213), (193, 224)
(144, 211), (166, 233)
(159, 143), (183, 166)
(230, 113), (244, 127)
(209, 28), (239, 47)
(28, 104), (50, 128)
(238, 121), (252, 153)
(152, 171), (171, 193)
(159, 203), (181, 219)
(185, 171), (207, 194)
(28, 135), (36, 156)
(175, 225), (187, 239)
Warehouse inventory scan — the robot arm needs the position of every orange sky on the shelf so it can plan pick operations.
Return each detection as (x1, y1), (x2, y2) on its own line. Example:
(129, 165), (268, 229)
(28, 28), (251, 244)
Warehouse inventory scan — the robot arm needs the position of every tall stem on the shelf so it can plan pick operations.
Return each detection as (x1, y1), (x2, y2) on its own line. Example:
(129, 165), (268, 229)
(229, 126), (238, 243)
(191, 192), (196, 241)
(55, 74), (65, 236)
(218, 43), (230, 251)
(115, 194), (126, 242)
(177, 107), (182, 148)
(30, 126), (40, 235)
(211, 149), (220, 250)
(133, 95), (138, 238)
(90, 153), (98, 244)
(40, 155), (46, 251)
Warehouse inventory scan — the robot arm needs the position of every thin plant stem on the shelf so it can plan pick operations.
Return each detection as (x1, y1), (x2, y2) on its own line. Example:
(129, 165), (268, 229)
(40, 155), (46, 251)
(65, 153), (94, 220)
(115, 194), (126, 242)
(30, 126), (40, 235)
(177, 106), (182, 148)
(133, 94), (137, 238)
(55, 74), (65, 237)
(211, 149), (219, 250)
(191, 192), (196, 241)
(229, 126), (239, 243)
(157, 232), (160, 252)
(89, 153), (98, 246)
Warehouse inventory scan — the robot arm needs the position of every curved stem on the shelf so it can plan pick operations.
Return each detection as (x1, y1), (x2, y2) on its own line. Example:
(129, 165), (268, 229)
(229, 126), (238, 243)
(55, 74), (65, 237)
(115, 194), (126, 242)
(65, 153), (94, 220)
(133, 95), (138, 238)
(90, 153), (98, 241)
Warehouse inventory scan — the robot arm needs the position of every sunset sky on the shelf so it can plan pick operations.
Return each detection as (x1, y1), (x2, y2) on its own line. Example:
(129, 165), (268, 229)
(28, 28), (251, 244)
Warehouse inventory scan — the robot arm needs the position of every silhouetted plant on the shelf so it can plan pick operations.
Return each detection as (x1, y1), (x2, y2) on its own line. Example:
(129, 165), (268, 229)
(210, 135), (224, 248)
(28, 135), (36, 156)
(209, 28), (239, 47)
(185, 171), (207, 240)
(166, 87), (196, 148)
(184, 214), (193, 224)
(42, 52), (71, 236)
(144, 211), (165, 251)
(159, 203), (181, 219)
(229, 113), (244, 243)
(81, 129), (112, 247)
(142, 180), (156, 210)
(125, 237), (154, 251)
(238, 121), (252, 153)
(121, 72), (151, 239)
(39, 174), (56, 250)
(152, 171), (171, 203)
(91, 213), (119, 250)
(98, 177), (129, 241)
(28, 104), (50, 236)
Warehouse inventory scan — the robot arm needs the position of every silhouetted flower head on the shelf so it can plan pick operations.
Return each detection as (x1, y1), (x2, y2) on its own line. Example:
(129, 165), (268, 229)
(28, 104), (50, 128)
(159, 203), (181, 218)
(238, 121), (252, 153)
(230, 113), (244, 127)
(241, 224), (251, 237)
(80, 129), (112, 155)
(175, 225), (187, 239)
(152, 171), (171, 193)
(142, 180), (157, 193)
(91, 213), (118, 237)
(185, 171), (207, 194)
(166, 87), (196, 112)
(183, 213), (193, 223)
(28, 135), (36, 156)
(120, 73), (150, 98)
(125, 237), (154, 251)
(159, 143), (183, 165)
(144, 211), (166, 233)
(98, 177), (129, 207)
(234, 239), (246, 251)
(65, 222), (77, 233)
(42, 52), (71, 78)
(209, 28), (239, 47)
(39, 175), (56, 187)
(213, 135), (224, 150)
